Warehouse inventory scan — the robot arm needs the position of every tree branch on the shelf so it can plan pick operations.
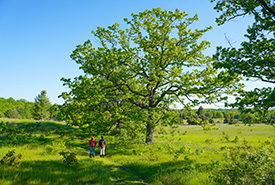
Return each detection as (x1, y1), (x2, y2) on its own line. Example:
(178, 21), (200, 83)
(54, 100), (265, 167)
(224, 33), (235, 48)
(260, 77), (275, 83)
(105, 119), (121, 132)
(127, 98), (149, 109)
(153, 85), (180, 107)
(257, 0), (275, 17)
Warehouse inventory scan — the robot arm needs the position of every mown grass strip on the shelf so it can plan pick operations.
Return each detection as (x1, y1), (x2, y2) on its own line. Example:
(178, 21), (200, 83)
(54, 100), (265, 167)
(94, 157), (148, 185)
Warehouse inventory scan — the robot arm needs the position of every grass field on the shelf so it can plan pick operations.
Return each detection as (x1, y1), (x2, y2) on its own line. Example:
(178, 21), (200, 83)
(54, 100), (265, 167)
(0, 118), (274, 184)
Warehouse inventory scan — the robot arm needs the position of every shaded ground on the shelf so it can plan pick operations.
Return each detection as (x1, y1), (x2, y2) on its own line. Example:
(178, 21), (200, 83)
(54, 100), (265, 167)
(94, 157), (148, 185)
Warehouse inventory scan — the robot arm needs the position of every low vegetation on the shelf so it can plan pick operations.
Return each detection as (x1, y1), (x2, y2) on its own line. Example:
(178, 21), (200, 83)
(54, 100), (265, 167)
(1, 118), (274, 184)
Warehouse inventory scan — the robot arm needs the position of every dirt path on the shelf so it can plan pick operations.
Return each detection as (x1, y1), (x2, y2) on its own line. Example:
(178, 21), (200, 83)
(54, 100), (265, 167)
(93, 156), (148, 185)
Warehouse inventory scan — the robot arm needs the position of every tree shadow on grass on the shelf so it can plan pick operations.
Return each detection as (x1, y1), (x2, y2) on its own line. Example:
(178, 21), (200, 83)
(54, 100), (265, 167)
(0, 134), (57, 148)
(0, 159), (113, 185)
(108, 157), (213, 184)
(7, 121), (77, 135)
(93, 157), (149, 185)
(0, 121), (79, 148)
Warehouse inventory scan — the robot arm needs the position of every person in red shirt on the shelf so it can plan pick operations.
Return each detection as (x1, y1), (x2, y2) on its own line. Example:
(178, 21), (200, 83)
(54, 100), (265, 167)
(89, 136), (97, 158)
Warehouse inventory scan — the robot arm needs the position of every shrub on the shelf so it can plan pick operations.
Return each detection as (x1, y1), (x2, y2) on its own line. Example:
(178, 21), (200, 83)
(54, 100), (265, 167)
(0, 149), (22, 166)
(212, 150), (275, 184)
(181, 156), (195, 172)
(265, 114), (275, 125)
(205, 138), (213, 143)
(187, 115), (202, 125)
(37, 134), (47, 142)
(228, 117), (237, 125)
(6, 127), (17, 140)
(232, 136), (239, 143)
(59, 151), (78, 166)
(220, 134), (230, 142)
(0, 121), (7, 133)
(45, 141), (66, 155)
(55, 126), (65, 137)
(209, 118), (214, 124)
(187, 114), (217, 130)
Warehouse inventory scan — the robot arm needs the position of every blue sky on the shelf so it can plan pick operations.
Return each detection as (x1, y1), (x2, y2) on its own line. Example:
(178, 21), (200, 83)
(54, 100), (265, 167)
(0, 0), (267, 107)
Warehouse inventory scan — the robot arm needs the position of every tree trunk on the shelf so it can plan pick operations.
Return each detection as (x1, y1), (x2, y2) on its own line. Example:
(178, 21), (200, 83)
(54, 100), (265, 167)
(145, 123), (154, 144)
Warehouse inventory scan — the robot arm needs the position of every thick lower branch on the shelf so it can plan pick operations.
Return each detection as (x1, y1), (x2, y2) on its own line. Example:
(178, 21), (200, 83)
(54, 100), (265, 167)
(257, 0), (275, 17)
(106, 119), (122, 132)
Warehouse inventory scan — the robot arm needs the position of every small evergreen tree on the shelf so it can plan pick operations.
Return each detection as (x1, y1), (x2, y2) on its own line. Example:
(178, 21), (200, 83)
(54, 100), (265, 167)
(32, 90), (51, 120)
(196, 106), (205, 116)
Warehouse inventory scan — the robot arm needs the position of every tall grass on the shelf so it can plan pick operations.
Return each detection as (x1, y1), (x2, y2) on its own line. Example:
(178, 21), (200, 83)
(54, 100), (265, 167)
(0, 118), (274, 184)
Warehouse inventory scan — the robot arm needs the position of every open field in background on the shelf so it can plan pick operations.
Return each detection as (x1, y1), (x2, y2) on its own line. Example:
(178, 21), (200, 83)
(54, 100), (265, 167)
(0, 118), (275, 184)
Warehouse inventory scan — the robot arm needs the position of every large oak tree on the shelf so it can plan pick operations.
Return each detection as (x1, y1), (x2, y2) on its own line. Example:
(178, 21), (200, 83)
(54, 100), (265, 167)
(210, 0), (275, 119)
(60, 8), (241, 143)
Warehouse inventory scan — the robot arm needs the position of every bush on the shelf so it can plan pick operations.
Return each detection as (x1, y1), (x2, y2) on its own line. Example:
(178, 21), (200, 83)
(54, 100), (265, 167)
(55, 126), (65, 137)
(0, 149), (22, 166)
(265, 114), (275, 125)
(0, 121), (7, 133)
(59, 151), (78, 166)
(187, 114), (202, 125)
(6, 127), (17, 140)
(228, 117), (237, 125)
(232, 136), (239, 143)
(209, 118), (214, 124)
(212, 150), (275, 184)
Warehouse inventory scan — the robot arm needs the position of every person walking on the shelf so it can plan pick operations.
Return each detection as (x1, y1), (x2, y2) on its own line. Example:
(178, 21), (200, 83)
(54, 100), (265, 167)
(89, 136), (97, 158)
(98, 136), (106, 158)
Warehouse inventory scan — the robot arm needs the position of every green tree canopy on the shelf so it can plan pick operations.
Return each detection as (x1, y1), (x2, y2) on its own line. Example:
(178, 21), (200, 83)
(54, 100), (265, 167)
(210, 0), (275, 119)
(215, 111), (224, 119)
(60, 8), (242, 143)
(0, 97), (33, 119)
(33, 90), (51, 120)
(4, 109), (14, 118)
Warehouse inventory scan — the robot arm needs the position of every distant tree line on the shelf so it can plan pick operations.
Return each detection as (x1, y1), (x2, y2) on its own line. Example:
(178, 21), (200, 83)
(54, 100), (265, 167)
(179, 106), (275, 125)
(0, 91), (61, 121)
(1, 93), (273, 125)
(0, 97), (33, 119)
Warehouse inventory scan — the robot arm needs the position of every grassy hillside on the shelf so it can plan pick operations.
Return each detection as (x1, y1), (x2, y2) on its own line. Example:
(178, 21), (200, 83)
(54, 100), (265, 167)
(0, 119), (274, 184)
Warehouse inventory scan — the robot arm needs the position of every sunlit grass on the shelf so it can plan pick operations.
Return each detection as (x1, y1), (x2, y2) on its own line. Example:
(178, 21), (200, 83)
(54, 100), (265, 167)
(0, 119), (274, 184)
(0, 144), (113, 185)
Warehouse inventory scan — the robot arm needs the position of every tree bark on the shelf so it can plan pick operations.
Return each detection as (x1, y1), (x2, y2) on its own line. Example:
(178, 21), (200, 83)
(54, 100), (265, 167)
(145, 123), (154, 144)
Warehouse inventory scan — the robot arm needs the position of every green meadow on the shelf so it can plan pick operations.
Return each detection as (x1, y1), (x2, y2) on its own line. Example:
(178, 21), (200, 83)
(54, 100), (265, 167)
(1, 118), (275, 185)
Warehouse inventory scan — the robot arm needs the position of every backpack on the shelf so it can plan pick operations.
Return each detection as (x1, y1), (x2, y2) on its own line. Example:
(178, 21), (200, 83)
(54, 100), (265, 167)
(91, 140), (96, 147)
(101, 141), (105, 148)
